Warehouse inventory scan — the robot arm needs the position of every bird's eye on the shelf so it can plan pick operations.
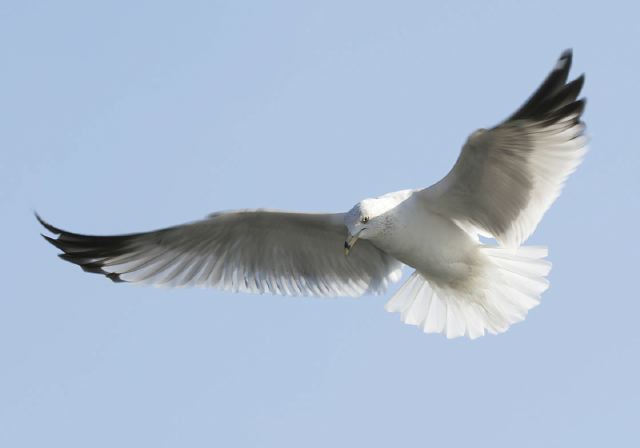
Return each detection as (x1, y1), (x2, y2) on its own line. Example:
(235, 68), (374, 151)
(361, 216), (369, 224)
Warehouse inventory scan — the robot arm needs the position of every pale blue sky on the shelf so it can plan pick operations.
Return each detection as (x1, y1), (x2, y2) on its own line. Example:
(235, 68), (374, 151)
(2, 1), (639, 447)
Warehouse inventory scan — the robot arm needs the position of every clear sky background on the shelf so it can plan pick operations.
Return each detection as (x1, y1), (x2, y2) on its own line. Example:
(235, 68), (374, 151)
(2, 1), (639, 447)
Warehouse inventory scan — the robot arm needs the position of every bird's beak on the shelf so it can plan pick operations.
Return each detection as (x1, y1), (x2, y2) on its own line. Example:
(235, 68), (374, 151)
(344, 230), (363, 256)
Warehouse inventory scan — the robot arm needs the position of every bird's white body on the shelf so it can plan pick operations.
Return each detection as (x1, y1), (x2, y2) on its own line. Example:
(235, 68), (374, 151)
(347, 189), (553, 338)
(363, 190), (480, 288)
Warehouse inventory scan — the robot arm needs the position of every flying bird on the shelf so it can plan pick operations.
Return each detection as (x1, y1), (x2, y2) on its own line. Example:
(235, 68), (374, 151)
(38, 50), (587, 339)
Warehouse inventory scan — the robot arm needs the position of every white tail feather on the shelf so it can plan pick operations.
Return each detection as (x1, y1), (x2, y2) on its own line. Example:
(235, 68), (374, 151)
(384, 245), (551, 339)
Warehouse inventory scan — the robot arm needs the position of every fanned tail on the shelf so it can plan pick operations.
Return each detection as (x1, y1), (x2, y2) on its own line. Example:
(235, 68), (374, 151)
(385, 245), (551, 339)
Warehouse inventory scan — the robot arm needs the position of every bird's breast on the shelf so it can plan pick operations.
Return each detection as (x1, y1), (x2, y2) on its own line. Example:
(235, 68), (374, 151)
(372, 203), (481, 288)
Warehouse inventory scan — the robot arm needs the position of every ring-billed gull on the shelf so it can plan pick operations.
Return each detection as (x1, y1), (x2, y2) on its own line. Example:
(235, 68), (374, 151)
(38, 50), (586, 339)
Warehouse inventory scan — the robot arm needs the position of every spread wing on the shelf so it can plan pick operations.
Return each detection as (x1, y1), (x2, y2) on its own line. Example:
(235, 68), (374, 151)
(38, 211), (402, 297)
(422, 49), (587, 248)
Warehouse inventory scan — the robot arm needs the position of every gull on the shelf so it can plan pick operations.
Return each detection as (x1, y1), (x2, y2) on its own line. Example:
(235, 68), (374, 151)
(38, 50), (587, 339)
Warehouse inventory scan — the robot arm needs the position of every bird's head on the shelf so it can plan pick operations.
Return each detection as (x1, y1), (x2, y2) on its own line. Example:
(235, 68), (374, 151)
(343, 197), (395, 256)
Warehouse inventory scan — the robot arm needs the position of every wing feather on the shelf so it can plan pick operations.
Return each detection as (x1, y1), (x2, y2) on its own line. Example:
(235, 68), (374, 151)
(37, 211), (402, 297)
(422, 50), (587, 247)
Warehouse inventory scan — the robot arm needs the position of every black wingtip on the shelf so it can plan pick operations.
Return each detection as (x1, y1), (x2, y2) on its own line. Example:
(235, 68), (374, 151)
(554, 49), (573, 73)
(106, 272), (125, 283)
(38, 214), (131, 284)
(507, 49), (585, 123)
(35, 212), (63, 235)
(542, 98), (586, 126)
(41, 233), (65, 250)
(560, 48), (573, 61)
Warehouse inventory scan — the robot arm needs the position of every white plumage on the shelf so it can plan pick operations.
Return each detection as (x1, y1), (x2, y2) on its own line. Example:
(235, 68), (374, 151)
(39, 50), (587, 339)
(385, 246), (551, 339)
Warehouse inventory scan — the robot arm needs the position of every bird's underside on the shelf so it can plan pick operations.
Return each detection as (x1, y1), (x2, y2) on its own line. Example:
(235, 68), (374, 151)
(39, 50), (587, 339)
(37, 211), (403, 297)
